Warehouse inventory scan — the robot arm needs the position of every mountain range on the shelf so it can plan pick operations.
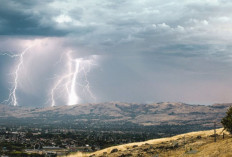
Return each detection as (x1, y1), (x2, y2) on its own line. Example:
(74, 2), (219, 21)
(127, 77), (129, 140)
(0, 102), (230, 128)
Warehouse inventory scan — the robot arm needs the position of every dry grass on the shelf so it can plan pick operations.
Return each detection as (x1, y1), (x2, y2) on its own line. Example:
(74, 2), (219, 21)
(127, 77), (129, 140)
(66, 128), (232, 157)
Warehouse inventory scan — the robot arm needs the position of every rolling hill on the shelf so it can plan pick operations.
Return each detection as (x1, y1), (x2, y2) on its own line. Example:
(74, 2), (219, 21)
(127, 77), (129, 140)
(0, 102), (230, 127)
(68, 128), (232, 157)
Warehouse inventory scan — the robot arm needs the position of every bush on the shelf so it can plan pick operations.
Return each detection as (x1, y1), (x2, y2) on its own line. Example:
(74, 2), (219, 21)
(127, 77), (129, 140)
(221, 106), (232, 134)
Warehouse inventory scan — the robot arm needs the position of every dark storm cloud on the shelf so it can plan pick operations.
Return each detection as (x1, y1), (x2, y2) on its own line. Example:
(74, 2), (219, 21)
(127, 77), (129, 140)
(0, 0), (67, 36)
(1, 0), (232, 106)
(0, 0), (97, 36)
(1, 0), (232, 55)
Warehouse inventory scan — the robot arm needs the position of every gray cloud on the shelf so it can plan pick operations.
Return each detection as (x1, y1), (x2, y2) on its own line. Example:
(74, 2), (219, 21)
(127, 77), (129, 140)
(0, 0), (66, 36)
(1, 0), (232, 106)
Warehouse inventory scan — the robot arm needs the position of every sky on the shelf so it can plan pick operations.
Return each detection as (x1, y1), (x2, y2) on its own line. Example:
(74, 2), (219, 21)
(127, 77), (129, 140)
(1, 0), (232, 107)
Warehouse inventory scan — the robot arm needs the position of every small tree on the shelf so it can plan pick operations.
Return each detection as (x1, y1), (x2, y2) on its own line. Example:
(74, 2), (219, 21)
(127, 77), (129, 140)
(221, 106), (232, 134)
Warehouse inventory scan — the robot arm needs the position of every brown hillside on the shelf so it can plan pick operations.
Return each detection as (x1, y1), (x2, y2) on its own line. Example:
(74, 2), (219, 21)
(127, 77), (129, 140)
(68, 128), (232, 157)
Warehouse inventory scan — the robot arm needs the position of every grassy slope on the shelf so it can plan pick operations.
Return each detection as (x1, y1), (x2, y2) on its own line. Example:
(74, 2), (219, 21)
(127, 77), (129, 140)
(67, 128), (232, 157)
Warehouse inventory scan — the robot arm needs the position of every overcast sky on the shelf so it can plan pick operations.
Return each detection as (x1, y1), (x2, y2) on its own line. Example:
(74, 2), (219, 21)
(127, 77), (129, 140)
(1, 0), (232, 107)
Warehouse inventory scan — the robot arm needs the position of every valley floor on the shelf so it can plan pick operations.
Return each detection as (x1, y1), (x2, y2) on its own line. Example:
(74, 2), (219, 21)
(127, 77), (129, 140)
(67, 128), (232, 157)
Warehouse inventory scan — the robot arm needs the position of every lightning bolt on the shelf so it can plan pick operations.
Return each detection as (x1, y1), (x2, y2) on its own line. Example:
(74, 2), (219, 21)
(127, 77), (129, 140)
(68, 59), (80, 105)
(1, 45), (34, 106)
(50, 51), (95, 107)
(0, 52), (20, 58)
(81, 60), (96, 101)
(50, 74), (72, 107)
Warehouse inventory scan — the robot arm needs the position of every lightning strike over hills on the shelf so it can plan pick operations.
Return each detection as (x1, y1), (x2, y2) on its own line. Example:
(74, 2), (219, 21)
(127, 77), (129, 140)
(50, 52), (96, 107)
(2, 45), (34, 106)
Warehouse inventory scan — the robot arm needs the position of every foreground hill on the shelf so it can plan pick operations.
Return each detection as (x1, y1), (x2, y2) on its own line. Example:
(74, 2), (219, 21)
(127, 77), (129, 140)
(68, 128), (232, 157)
(0, 102), (230, 128)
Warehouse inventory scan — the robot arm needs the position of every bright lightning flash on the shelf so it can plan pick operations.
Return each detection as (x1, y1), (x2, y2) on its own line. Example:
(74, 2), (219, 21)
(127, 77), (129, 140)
(68, 59), (80, 106)
(50, 52), (96, 107)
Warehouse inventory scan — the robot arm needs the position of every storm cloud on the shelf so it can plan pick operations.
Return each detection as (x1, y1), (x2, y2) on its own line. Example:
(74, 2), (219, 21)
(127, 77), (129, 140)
(1, 0), (232, 106)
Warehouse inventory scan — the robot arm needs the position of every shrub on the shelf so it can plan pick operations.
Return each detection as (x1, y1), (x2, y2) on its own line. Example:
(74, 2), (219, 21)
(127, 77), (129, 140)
(221, 106), (232, 134)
